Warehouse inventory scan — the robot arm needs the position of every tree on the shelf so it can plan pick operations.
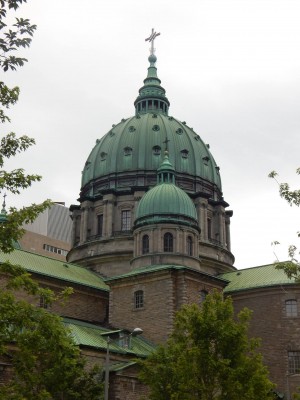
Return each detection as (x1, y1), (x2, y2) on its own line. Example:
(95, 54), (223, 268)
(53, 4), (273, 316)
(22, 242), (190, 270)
(269, 170), (300, 399)
(0, 0), (51, 253)
(0, 3), (104, 398)
(139, 291), (275, 400)
(269, 169), (300, 282)
(0, 262), (103, 400)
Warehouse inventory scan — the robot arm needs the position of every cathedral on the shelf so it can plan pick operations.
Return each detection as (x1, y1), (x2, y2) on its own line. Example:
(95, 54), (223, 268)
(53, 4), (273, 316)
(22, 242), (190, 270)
(1, 33), (300, 399)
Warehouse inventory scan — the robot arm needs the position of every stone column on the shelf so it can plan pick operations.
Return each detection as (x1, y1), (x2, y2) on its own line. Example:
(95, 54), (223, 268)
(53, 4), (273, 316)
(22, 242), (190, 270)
(218, 208), (224, 244)
(106, 200), (114, 236)
(103, 194), (115, 237)
(80, 206), (89, 243)
(71, 215), (76, 246)
(157, 227), (162, 252)
(176, 228), (181, 253)
(182, 229), (187, 254)
(225, 215), (231, 251)
(200, 201), (207, 241)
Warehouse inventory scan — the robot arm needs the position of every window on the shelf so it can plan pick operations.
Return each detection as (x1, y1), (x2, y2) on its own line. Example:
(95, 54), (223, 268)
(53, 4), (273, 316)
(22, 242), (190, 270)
(100, 152), (107, 160)
(207, 218), (212, 240)
(43, 244), (68, 256)
(124, 146), (132, 156)
(180, 149), (189, 159)
(118, 333), (129, 348)
(121, 210), (131, 231)
(288, 351), (300, 374)
(200, 290), (208, 304)
(97, 214), (103, 236)
(152, 145), (161, 155)
(286, 299), (298, 317)
(187, 236), (193, 256)
(164, 232), (173, 252)
(134, 290), (144, 309)
(39, 295), (50, 310)
(142, 235), (149, 254)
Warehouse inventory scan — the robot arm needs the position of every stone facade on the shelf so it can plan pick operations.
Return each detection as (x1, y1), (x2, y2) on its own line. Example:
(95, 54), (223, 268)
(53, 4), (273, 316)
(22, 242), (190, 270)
(230, 285), (300, 397)
(0, 272), (108, 325)
(108, 267), (226, 344)
(68, 193), (235, 278)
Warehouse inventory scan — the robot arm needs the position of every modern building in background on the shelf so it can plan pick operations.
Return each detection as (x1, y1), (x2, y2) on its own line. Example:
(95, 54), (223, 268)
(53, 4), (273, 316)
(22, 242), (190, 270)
(19, 203), (72, 261)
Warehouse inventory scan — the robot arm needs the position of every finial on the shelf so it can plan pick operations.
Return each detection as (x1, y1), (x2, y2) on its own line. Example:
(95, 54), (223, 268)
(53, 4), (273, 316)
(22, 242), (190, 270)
(145, 28), (160, 56)
(1, 193), (7, 215)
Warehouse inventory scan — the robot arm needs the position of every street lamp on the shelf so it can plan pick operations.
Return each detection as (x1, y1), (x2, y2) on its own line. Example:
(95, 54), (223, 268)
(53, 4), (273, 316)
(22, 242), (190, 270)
(104, 327), (143, 400)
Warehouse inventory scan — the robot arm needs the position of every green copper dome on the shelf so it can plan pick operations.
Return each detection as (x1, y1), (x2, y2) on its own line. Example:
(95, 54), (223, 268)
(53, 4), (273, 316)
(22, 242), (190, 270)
(80, 53), (222, 200)
(135, 153), (198, 229)
(135, 183), (198, 225)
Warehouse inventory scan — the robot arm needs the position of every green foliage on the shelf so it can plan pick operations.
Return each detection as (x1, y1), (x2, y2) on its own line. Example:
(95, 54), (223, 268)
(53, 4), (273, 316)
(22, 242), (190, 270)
(268, 169), (300, 207)
(0, 3), (103, 398)
(269, 169), (300, 283)
(0, 0), (37, 72)
(0, 263), (104, 400)
(139, 291), (275, 400)
(0, 0), (50, 253)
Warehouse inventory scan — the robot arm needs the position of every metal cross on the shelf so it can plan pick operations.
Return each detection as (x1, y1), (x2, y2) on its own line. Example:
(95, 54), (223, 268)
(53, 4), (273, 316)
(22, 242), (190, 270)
(145, 28), (161, 55)
(163, 136), (170, 152)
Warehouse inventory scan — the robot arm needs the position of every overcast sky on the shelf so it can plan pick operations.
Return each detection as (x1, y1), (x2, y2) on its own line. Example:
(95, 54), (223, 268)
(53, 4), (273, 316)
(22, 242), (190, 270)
(3, 0), (300, 269)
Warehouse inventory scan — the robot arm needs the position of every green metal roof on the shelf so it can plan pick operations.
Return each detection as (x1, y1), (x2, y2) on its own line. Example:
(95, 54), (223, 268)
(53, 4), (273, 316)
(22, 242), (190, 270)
(134, 53), (170, 115)
(81, 52), (222, 194)
(105, 264), (228, 284)
(81, 113), (221, 191)
(135, 151), (198, 225)
(135, 183), (198, 224)
(108, 361), (137, 372)
(63, 318), (154, 358)
(0, 249), (109, 291)
(221, 263), (297, 293)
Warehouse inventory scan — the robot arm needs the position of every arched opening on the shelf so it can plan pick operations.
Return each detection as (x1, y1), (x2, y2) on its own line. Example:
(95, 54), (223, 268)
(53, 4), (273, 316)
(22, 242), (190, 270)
(187, 236), (193, 256)
(164, 232), (173, 252)
(142, 235), (149, 254)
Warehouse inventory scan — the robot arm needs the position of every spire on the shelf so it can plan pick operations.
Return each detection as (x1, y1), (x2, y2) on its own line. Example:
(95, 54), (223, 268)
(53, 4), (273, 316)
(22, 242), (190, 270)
(1, 193), (7, 214)
(157, 148), (175, 184)
(0, 193), (8, 223)
(134, 29), (170, 115)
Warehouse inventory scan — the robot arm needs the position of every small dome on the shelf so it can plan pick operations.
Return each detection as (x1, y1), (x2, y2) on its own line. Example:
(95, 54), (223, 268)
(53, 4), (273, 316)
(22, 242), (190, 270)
(135, 182), (198, 228)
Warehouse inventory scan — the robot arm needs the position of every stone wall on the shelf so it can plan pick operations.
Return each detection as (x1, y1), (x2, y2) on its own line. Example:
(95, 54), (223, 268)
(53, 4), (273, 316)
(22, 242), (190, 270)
(108, 268), (227, 344)
(230, 285), (300, 397)
(0, 274), (108, 324)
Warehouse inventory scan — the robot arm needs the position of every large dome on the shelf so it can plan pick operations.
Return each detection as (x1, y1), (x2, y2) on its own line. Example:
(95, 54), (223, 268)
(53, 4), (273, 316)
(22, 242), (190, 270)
(82, 114), (221, 189)
(80, 54), (222, 201)
(68, 45), (235, 277)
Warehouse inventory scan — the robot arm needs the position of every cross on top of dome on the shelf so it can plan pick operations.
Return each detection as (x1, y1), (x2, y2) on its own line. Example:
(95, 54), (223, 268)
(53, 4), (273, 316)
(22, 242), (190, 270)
(145, 28), (160, 56)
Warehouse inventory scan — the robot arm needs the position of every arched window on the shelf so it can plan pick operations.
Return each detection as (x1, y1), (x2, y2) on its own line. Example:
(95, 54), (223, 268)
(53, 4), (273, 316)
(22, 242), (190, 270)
(142, 235), (149, 254)
(121, 210), (131, 231)
(164, 232), (173, 252)
(285, 299), (298, 317)
(200, 290), (208, 304)
(97, 214), (103, 236)
(134, 290), (144, 309)
(207, 218), (212, 240)
(187, 236), (193, 256)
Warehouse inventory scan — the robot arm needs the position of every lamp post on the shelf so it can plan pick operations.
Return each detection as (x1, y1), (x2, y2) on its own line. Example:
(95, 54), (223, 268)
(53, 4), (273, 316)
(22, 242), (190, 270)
(104, 327), (143, 400)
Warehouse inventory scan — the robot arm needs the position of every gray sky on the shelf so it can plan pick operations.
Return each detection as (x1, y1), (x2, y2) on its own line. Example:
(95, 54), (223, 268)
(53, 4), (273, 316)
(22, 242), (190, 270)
(3, 0), (300, 269)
